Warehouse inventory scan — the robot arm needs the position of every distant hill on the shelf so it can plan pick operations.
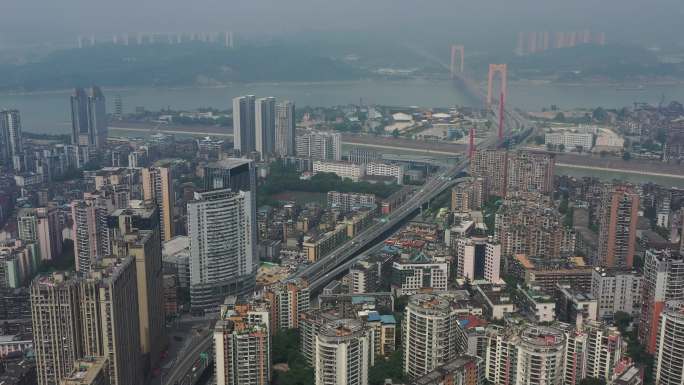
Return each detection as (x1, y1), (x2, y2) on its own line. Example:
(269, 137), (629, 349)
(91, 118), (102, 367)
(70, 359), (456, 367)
(0, 42), (366, 91)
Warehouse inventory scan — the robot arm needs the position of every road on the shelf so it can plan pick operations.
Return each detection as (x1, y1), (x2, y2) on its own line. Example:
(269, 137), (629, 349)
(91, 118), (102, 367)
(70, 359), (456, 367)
(295, 80), (532, 292)
(162, 330), (213, 385)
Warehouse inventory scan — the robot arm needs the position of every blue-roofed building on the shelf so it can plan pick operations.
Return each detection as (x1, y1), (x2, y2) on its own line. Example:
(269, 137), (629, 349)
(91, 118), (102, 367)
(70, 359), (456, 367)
(359, 310), (397, 357)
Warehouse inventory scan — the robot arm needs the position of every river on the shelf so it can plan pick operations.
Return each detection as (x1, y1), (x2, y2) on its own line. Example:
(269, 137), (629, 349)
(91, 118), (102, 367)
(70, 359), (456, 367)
(3, 79), (684, 134)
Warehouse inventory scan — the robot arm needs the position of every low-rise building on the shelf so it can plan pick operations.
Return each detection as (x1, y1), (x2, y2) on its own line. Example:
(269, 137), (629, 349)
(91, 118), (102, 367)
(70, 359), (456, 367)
(312, 161), (364, 182)
(555, 284), (598, 323)
(518, 286), (556, 323)
(473, 284), (515, 321)
(390, 253), (448, 296)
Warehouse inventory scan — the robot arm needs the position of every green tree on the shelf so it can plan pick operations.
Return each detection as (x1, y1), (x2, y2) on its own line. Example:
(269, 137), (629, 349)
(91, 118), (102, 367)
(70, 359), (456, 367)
(622, 151), (632, 161)
(553, 112), (566, 122)
(392, 128), (400, 138)
(369, 351), (405, 385)
(613, 311), (632, 334)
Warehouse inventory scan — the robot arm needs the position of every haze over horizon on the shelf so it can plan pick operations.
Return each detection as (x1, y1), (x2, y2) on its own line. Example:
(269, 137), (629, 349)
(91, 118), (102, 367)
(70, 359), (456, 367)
(2, 0), (683, 49)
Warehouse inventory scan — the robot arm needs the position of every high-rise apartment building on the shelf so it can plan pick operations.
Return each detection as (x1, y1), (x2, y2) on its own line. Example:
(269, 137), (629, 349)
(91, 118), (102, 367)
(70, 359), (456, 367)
(315, 318), (374, 385)
(495, 198), (575, 258)
(71, 87), (107, 150)
(470, 149), (507, 198)
(403, 294), (464, 378)
(264, 278), (310, 330)
(80, 257), (141, 385)
(203, 158), (256, 197)
(411, 356), (485, 385)
(107, 201), (166, 372)
(563, 321), (624, 384)
(275, 101), (296, 157)
(455, 237), (501, 283)
(188, 189), (256, 313)
(470, 150), (554, 198)
(17, 206), (63, 261)
(296, 131), (342, 161)
(590, 267), (642, 320)
(0, 109), (24, 171)
(31, 273), (83, 385)
(141, 167), (175, 242)
(654, 300), (684, 385)
(233, 95), (256, 155)
(214, 298), (271, 385)
(597, 186), (639, 269)
(451, 178), (485, 212)
(639, 249), (684, 353)
(255, 97), (276, 158)
(72, 194), (109, 273)
(505, 151), (555, 195)
(485, 325), (566, 385)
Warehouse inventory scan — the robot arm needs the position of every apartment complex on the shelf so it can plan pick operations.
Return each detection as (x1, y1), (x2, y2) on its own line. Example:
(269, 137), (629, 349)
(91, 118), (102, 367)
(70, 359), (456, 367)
(455, 237), (501, 283)
(264, 278), (310, 330)
(296, 131), (341, 161)
(0, 109), (24, 171)
(71, 194), (109, 273)
(327, 191), (376, 212)
(365, 162), (404, 185)
(470, 149), (554, 198)
(391, 254), (449, 296)
(403, 294), (464, 378)
(590, 267), (642, 320)
(31, 273), (82, 385)
(17, 206), (62, 261)
(275, 101), (296, 157)
(495, 198), (575, 258)
(70, 87), (107, 151)
(214, 298), (271, 385)
(233, 95), (256, 155)
(255, 97), (276, 158)
(187, 189), (256, 312)
(639, 249), (684, 353)
(451, 177), (485, 213)
(313, 161), (364, 182)
(654, 300), (684, 385)
(597, 186), (639, 269)
(485, 325), (566, 385)
(141, 167), (175, 242)
(315, 318), (374, 385)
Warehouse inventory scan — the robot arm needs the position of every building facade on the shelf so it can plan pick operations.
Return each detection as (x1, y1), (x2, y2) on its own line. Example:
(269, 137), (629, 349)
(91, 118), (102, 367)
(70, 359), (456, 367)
(141, 167), (175, 242)
(188, 189), (256, 312)
(233, 95), (256, 155)
(403, 294), (464, 378)
(639, 249), (684, 353)
(296, 131), (342, 161)
(315, 318), (374, 385)
(597, 186), (639, 269)
(275, 101), (296, 157)
(654, 300), (684, 385)
(255, 97), (276, 159)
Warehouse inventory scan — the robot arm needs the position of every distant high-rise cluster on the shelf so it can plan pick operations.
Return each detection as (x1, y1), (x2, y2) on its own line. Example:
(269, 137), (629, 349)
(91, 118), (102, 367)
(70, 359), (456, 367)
(516, 30), (606, 55)
(233, 95), (296, 159)
(78, 31), (236, 48)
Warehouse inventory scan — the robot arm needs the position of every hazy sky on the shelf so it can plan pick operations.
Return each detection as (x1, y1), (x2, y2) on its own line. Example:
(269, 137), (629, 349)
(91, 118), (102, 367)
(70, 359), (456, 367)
(2, 0), (683, 47)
